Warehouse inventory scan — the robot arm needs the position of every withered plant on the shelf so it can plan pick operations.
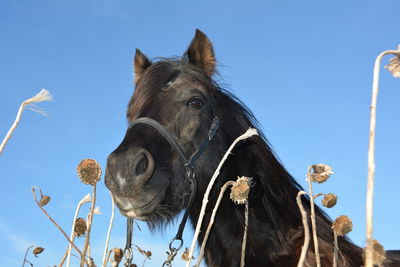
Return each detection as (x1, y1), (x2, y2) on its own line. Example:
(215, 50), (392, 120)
(365, 45), (400, 267)
(186, 128), (258, 267)
(0, 89), (52, 156)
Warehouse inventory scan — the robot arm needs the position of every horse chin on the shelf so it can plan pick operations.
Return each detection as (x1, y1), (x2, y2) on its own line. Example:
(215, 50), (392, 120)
(113, 190), (166, 221)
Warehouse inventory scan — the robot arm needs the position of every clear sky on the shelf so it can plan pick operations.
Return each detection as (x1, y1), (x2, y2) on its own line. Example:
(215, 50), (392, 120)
(1, 1), (399, 266)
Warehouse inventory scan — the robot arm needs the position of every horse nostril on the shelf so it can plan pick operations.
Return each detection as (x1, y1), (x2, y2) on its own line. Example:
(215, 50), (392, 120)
(135, 153), (148, 175)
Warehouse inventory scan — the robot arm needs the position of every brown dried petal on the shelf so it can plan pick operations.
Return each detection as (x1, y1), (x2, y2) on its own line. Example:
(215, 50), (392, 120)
(310, 164), (334, 183)
(321, 193), (337, 208)
(33, 246), (44, 257)
(74, 217), (87, 237)
(39, 195), (51, 207)
(230, 176), (251, 204)
(332, 215), (353, 236)
(76, 159), (102, 185)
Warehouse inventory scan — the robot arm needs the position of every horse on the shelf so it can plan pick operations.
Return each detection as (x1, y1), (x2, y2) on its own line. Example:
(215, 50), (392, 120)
(105, 29), (400, 266)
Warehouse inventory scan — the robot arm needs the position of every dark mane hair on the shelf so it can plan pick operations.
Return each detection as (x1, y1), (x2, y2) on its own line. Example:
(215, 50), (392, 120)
(215, 87), (366, 263)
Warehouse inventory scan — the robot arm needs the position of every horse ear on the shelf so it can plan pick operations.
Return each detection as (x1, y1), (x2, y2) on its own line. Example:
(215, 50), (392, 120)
(134, 48), (152, 84)
(185, 29), (216, 77)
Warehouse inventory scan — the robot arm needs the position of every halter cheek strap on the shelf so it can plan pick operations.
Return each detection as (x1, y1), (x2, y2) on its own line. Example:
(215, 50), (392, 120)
(122, 116), (220, 267)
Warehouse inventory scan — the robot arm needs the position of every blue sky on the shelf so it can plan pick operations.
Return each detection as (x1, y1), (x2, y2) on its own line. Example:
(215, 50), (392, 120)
(1, 1), (399, 266)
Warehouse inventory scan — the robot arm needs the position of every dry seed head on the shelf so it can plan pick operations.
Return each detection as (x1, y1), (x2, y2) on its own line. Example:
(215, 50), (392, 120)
(385, 55), (400, 78)
(33, 246), (44, 257)
(76, 159), (101, 185)
(369, 239), (386, 266)
(332, 215), (353, 236)
(74, 217), (87, 237)
(321, 193), (337, 208)
(113, 248), (123, 262)
(230, 176), (251, 204)
(39, 195), (51, 207)
(310, 164), (334, 183)
(88, 258), (97, 267)
(181, 247), (193, 261)
(145, 251), (152, 258)
(135, 245), (152, 259)
(129, 264), (138, 267)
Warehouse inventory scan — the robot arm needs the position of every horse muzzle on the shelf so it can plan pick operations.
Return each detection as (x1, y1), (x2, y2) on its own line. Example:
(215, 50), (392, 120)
(105, 145), (166, 219)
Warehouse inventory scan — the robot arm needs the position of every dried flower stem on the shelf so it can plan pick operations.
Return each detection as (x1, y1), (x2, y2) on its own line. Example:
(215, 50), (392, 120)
(307, 167), (321, 267)
(31, 186), (87, 265)
(195, 180), (249, 267)
(296, 191), (310, 267)
(106, 249), (113, 266)
(312, 193), (323, 200)
(0, 89), (51, 155)
(66, 194), (92, 267)
(23, 259), (33, 267)
(80, 184), (97, 267)
(333, 233), (338, 267)
(195, 181), (235, 266)
(186, 128), (258, 267)
(366, 47), (400, 267)
(241, 202), (249, 267)
(59, 234), (77, 267)
(22, 245), (35, 267)
(102, 192), (116, 267)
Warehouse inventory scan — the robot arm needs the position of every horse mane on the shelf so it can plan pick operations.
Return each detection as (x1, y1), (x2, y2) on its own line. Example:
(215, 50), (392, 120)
(206, 86), (365, 265)
(214, 89), (305, 241)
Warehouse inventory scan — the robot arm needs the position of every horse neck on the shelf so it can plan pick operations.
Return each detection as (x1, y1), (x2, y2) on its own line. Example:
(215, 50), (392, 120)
(188, 135), (305, 266)
(189, 130), (365, 266)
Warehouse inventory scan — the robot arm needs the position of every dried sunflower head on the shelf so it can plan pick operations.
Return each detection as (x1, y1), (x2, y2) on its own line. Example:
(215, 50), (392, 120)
(145, 251), (152, 258)
(135, 245), (152, 259)
(309, 164), (334, 183)
(76, 159), (101, 185)
(385, 54), (400, 78)
(39, 195), (51, 207)
(74, 217), (87, 237)
(230, 176), (251, 204)
(321, 193), (337, 208)
(181, 247), (193, 261)
(113, 248), (123, 263)
(370, 239), (386, 266)
(33, 246), (44, 257)
(332, 215), (353, 236)
(88, 258), (97, 267)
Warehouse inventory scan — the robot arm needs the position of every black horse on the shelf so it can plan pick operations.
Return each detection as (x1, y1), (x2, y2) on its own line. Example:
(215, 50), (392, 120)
(105, 30), (400, 266)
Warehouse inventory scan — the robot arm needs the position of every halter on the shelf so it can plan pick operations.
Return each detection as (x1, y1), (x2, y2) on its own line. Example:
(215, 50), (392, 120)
(123, 116), (220, 267)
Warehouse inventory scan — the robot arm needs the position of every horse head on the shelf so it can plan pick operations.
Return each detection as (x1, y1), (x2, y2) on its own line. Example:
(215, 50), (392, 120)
(105, 30), (224, 225)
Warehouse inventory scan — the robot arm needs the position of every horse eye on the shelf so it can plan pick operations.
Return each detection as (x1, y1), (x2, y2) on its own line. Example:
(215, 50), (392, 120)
(186, 98), (203, 109)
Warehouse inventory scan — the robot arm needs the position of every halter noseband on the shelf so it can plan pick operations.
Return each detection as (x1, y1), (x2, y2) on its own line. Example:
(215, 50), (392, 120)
(127, 116), (219, 171)
(123, 116), (220, 267)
